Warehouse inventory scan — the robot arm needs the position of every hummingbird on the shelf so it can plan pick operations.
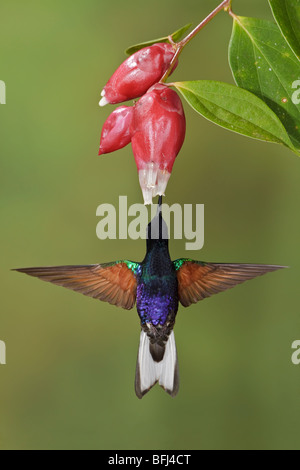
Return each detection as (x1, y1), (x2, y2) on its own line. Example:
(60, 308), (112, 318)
(15, 197), (285, 398)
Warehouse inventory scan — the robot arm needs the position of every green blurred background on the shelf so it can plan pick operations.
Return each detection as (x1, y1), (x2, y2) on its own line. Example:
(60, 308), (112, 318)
(1, 0), (300, 450)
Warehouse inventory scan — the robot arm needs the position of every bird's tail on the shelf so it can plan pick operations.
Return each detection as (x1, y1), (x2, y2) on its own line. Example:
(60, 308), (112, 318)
(135, 330), (179, 398)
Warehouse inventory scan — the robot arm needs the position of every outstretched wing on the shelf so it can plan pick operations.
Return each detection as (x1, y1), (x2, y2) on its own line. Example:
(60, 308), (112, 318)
(173, 259), (286, 308)
(14, 262), (140, 310)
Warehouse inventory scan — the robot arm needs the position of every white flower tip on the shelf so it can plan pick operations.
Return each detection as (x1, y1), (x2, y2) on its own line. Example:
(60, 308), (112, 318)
(142, 188), (154, 205)
(99, 96), (109, 107)
(144, 199), (153, 206)
(152, 169), (171, 197)
(139, 164), (171, 205)
(101, 89), (105, 97)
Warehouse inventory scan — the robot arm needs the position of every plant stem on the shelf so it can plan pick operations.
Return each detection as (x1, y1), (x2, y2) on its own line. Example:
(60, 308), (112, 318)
(181, 0), (232, 47)
(160, 0), (232, 83)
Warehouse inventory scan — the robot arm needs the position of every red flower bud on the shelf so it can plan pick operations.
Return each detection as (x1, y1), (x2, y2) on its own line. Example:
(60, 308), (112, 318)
(131, 83), (186, 204)
(99, 105), (133, 155)
(99, 43), (177, 106)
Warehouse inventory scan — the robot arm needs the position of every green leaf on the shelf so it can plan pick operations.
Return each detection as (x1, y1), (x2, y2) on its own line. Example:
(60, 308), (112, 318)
(172, 80), (297, 152)
(229, 16), (300, 151)
(171, 23), (193, 43)
(125, 23), (192, 56)
(269, 0), (300, 61)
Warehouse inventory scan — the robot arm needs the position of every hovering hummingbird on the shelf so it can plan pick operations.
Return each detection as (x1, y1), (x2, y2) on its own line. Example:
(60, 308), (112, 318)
(15, 197), (285, 398)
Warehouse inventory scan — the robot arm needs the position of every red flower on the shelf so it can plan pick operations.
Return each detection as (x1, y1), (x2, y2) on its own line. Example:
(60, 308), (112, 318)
(99, 43), (177, 106)
(99, 106), (133, 155)
(131, 84), (186, 204)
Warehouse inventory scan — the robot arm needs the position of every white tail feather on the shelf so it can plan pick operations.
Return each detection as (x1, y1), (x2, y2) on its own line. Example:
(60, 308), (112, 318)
(135, 330), (179, 398)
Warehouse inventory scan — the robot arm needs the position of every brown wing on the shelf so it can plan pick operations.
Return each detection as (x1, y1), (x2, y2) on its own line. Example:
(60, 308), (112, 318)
(14, 262), (138, 310)
(174, 260), (286, 308)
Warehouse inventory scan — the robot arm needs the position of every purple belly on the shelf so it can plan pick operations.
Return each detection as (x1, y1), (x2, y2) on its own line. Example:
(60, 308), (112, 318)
(136, 283), (178, 326)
